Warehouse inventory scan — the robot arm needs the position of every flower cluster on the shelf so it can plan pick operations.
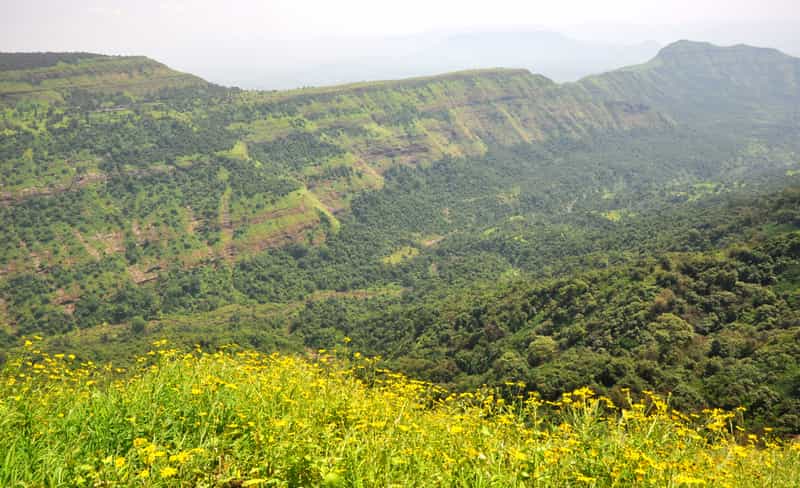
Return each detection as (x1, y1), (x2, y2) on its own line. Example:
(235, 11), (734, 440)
(1, 337), (798, 486)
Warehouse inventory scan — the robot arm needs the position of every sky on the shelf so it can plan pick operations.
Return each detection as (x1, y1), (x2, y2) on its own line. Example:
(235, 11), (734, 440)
(2, 0), (799, 88)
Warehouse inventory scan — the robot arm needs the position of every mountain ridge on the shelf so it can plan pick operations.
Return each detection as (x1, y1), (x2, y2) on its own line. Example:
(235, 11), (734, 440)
(654, 39), (794, 62)
(0, 53), (211, 102)
(579, 40), (800, 128)
(5, 39), (798, 113)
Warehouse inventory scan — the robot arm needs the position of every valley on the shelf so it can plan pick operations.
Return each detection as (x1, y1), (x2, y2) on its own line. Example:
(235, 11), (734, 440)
(1, 40), (800, 473)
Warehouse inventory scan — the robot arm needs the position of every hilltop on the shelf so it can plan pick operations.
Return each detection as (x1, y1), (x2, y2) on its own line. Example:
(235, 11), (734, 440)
(580, 40), (800, 128)
(0, 52), (211, 103)
(0, 52), (111, 71)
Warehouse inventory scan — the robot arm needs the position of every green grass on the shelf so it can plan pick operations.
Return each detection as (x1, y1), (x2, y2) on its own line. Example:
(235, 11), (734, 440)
(225, 141), (250, 160)
(381, 246), (419, 265)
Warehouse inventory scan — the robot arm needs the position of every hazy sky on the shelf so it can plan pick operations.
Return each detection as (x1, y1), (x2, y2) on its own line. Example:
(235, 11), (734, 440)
(3, 0), (799, 47)
(2, 0), (799, 88)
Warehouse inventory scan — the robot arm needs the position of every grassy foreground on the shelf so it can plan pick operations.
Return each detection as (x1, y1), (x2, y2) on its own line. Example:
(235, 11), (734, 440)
(1, 340), (799, 487)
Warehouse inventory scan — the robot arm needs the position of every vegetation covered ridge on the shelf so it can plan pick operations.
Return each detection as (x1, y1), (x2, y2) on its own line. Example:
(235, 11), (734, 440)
(579, 40), (800, 127)
(0, 52), (111, 72)
(2, 339), (799, 487)
(0, 49), (671, 286)
(0, 53), (210, 101)
(254, 67), (538, 96)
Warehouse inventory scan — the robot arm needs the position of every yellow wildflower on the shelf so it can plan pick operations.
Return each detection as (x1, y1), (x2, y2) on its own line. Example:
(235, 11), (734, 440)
(675, 474), (707, 485)
(169, 451), (192, 464)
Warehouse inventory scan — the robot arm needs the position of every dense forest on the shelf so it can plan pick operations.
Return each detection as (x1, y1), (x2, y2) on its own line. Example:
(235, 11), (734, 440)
(1, 41), (799, 432)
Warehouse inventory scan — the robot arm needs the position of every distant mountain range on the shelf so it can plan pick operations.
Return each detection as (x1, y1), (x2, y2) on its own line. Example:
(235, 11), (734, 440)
(164, 30), (661, 90)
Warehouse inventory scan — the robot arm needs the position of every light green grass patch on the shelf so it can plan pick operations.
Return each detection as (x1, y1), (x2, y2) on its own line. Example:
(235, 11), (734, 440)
(602, 210), (623, 222)
(381, 246), (420, 265)
(234, 188), (339, 249)
(219, 141), (249, 160)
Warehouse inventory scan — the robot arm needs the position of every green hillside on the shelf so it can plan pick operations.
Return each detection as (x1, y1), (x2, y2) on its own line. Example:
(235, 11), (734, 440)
(0, 56), (676, 340)
(0, 52), (110, 71)
(0, 53), (211, 104)
(2, 41), (800, 443)
(580, 40), (800, 130)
